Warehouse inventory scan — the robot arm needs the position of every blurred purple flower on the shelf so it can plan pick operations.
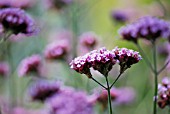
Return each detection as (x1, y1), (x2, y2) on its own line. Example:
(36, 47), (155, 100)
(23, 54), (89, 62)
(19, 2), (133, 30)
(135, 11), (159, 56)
(46, 87), (94, 114)
(158, 42), (170, 56)
(92, 87), (135, 109)
(112, 47), (142, 73)
(157, 77), (170, 108)
(44, 40), (69, 61)
(28, 80), (60, 102)
(0, 62), (10, 77)
(119, 16), (170, 43)
(46, 0), (72, 10)
(0, 0), (35, 9)
(0, 8), (37, 38)
(80, 32), (98, 48)
(18, 54), (42, 77)
(111, 10), (128, 23)
(70, 47), (117, 77)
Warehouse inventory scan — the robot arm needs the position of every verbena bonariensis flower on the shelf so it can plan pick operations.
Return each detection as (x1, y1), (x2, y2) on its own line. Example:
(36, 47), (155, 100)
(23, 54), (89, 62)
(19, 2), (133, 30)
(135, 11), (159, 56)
(80, 32), (98, 48)
(111, 10), (128, 23)
(44, 41), (69, 61)
(47, 87), (93, 114)
(70, 47), (117, 77)
(112, 47), (142, 73)
(46, 0), (72, 10)
(0, 8), (37, 37)
(157, 77), (170, 108)
(158, 42), (170, 56)
(18, 54), (42, 77)
(0, 62), (9, 77)
(92, 87), (135, 109)
(0, 0), (35, 9)
(28, 80), (60, 102)
(119, 16), (170, 43)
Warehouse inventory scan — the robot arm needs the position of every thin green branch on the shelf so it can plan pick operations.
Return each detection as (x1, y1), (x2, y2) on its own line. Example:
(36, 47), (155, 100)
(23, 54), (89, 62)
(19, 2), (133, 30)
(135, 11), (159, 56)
(157, 59), (170, 75)
(136, 43), (155, 73)
(152, 41), (158, 114)
(110, 73), (122, 89)
(91, 77), (107, 89)
(105, 76), (113, 114)
(156, 0), (167, 17)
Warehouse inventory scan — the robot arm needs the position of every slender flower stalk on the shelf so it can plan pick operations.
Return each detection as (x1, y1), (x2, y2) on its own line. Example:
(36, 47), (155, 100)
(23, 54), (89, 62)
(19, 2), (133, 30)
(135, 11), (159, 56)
(105, 76), (112, 114)
(152, 41), (158, 114)
(91, 77), (107, 89)
(157, 60), (170, 75)
(136, 43), (154, 72)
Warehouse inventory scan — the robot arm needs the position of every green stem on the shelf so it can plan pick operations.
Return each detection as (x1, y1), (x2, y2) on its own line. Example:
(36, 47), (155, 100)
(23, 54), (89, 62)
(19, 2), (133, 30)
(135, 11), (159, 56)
(157, 59), (170, 75)
(156, 0), (167, 17)
(105, 76), (113, 114)
(91, 77), (107, 89)
(110, 73), (122, 89)
(152, 41), (158, 114)
(136, 43), (154, 73)
(71, 2), (79, 58)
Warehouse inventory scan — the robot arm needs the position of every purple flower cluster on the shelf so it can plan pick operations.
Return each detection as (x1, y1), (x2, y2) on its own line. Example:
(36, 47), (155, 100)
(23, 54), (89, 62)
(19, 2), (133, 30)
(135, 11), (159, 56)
(0, 0), (35, 9)
(0, 8), (37, 36)
(80, 32), (98, 48)
(111, 10), (128, 23)
(44, 41), (69, 61)
(119, 16), (170, 43)
(70, 47), (117, 77)
(18, 54), (42, 77)
(46, 0), (72, 10)
(0, 62), (10, 77)
(90, 87), (135, 109)
(112, 47), (142, 73)
(70, 47), (141, 77)
(47, 88), (93, 114)
(157, 77), (170, 108)
(28, 80), (60, 102)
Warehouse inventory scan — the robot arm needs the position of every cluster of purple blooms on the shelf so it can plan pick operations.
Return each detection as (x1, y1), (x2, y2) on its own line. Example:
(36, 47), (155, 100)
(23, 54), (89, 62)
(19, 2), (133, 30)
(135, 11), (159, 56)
(112, 47), (142, 73)
(0, 62), (9, 77)
(70, 47), (142, 77)
(80, 32), (98, 48)
(46, 0), (72, 10)
(47, 87), (93, 114)
(28, 80), (60, 102)
(44, 40), (69, 61)
(111, 10), (128, 23)
(0, 0), (34, 9)
(0, 8), (37, 38)
(91, 87), (135, 109)
(119, 16), (170, 43)
(158, 77), (170, 108)
(17, 54), (42, 77)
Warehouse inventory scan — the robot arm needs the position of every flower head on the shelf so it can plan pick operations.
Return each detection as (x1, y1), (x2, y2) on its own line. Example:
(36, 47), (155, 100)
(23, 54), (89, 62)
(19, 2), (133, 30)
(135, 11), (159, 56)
(112, 47), (142, 73)
(46, 0), (72, 10)
(111, 10), (128, 23)
(28, 80), (60, 102)
(18, 54), (42, 77)
(44, 41), (69, 61)
(0, 62), (10, 77)
(0, 0), (35, 9)
(80, 32), (98, 48)
(0, 8), (37, 37)
(158, 77), (170, 108)
(92, 87), (135, 109)
(119, 16), (170, 43)
(70, 47), (117, 77)
(47, 87), (93, 114)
